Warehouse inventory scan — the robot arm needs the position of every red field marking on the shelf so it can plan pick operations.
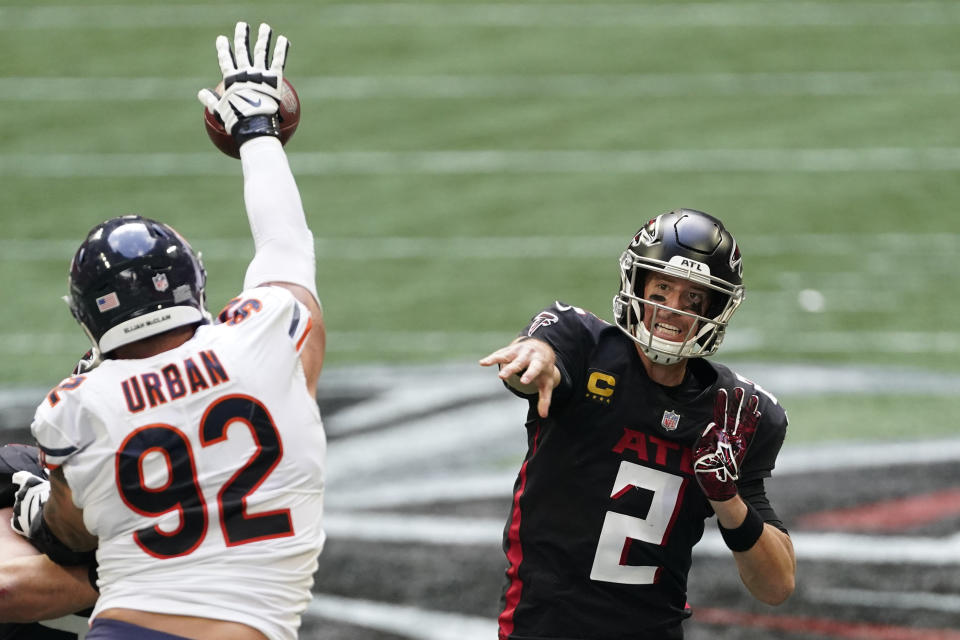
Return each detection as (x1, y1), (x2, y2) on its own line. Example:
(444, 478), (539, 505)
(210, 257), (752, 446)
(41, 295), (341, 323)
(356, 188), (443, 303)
(694, 607), (960, 640)
(795, 487), (960, 532)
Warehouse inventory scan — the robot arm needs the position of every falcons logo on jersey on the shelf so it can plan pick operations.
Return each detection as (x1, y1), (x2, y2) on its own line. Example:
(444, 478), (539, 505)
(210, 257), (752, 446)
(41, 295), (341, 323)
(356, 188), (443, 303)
(527, 311), (559, 336)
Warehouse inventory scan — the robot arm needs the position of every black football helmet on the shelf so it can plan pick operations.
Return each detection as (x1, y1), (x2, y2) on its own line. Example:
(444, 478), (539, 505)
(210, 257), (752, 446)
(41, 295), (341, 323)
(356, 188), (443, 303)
(68, 215), (209, 357)
(613, 209), (744, 364)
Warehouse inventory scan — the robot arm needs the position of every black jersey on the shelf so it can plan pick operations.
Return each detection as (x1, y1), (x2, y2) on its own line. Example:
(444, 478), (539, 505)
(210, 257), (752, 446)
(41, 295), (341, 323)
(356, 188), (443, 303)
(0, 444), (91, 640)
(498, 303), (788, 640)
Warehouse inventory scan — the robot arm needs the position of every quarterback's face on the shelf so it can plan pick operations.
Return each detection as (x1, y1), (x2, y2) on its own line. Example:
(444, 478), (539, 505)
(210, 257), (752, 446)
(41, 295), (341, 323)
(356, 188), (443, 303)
(641, 274), (711, 342)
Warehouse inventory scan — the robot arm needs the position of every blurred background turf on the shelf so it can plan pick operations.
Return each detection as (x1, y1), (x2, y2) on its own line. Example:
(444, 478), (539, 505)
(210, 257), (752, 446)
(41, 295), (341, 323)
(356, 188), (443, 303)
(1, 0), (958, 441)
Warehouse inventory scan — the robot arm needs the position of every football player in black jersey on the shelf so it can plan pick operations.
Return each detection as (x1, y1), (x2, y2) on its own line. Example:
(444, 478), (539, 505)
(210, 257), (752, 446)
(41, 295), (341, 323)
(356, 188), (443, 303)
(0, 443), (98, 639)
(480, 209), (795, 640)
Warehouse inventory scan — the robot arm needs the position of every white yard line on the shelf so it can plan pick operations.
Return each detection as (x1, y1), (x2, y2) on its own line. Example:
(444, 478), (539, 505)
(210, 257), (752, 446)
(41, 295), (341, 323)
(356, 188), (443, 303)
(324, 512), (505, 546)
(323, 434), (960, 510)
(0, 233), (957, 262)
(323, 399), (525, 484)
(321, 511), (960, 565)
(3, 329), (960, 355)
(4, 72), (960, 101)
(303, 583), (960, 640)
(0, 232), (960, 262)
(806, 587), (960, 613)
(323, 436), (960, 511)
(722, 329), (960, 355)
(5, 149), (960, 177)
(3, 3), (960, 29)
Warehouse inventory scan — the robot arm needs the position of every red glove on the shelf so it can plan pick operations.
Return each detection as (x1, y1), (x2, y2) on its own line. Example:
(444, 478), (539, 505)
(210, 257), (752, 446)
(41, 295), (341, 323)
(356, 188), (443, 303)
(692, 387), (761, 501)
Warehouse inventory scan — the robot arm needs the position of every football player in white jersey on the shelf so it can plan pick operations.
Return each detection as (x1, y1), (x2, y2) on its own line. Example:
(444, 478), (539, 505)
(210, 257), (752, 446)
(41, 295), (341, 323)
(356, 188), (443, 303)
(10, 22), (326, 640)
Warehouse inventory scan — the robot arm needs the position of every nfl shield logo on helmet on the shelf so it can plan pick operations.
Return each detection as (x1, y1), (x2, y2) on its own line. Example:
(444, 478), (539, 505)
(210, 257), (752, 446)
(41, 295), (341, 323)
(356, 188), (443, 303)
(152, 273), (169, 292)
(661, 410), (680, 431)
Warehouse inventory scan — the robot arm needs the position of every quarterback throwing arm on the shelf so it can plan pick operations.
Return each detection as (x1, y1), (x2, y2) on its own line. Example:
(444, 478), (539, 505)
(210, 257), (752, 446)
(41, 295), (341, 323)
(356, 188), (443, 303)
(199, 20), (326, 393)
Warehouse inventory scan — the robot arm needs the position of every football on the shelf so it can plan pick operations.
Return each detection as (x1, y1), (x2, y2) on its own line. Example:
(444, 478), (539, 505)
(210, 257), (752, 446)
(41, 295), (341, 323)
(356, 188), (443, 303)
(203, 77), (301, 159)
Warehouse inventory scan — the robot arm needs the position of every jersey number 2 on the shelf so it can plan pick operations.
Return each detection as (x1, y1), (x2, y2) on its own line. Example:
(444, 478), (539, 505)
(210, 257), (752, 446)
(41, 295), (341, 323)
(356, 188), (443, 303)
(116, 395), (293, 559)
(590, 461), (684, 585)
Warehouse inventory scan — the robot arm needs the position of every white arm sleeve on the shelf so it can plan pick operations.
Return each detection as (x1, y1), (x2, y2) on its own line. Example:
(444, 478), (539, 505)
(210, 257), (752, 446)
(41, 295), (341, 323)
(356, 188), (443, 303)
(240, 136), (319, 302)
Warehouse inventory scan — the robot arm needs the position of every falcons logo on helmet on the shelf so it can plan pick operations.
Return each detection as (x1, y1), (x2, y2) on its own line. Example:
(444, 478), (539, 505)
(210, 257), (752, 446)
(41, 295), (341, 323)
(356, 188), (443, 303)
(631, 217), (661, 248)
(729, 241), (743, 278)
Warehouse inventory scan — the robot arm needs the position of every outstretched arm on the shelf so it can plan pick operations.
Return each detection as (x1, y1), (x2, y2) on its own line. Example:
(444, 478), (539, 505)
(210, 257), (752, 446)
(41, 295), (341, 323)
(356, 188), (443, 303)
(480, 337), (561, 418)
(241, 136), (326, 396)
(198, 22), (325, 395)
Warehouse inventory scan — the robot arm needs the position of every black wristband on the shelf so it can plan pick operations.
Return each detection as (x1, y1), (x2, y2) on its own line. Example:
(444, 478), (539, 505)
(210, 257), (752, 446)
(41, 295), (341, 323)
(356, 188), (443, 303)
(718, 501), (765, 552)
(233, 114), (281, 147)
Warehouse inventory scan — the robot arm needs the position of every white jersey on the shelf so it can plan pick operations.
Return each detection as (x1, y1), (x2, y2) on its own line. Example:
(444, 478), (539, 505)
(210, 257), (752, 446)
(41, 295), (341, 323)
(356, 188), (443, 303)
(32, 286), (325, 640)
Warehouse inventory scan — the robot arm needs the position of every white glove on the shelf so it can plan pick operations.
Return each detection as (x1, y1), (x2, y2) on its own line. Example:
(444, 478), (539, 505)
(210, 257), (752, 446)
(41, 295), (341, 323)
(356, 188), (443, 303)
(197, 21), (289, 137)
(10, 470), (50, 538)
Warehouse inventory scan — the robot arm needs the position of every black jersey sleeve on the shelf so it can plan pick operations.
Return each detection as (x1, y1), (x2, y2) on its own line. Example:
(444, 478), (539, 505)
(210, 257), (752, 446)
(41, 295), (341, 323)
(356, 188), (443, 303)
(738, 392), (788, 485)
(707, 366), (789, 486)
(512, 302), (604, 410)
(738, 478), (788, 534)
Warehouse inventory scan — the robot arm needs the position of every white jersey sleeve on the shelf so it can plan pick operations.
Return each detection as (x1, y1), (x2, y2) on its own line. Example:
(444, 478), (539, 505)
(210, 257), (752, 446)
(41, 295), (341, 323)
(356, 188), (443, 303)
(32, 376), (101, 471)
(215, 285), (315, 354)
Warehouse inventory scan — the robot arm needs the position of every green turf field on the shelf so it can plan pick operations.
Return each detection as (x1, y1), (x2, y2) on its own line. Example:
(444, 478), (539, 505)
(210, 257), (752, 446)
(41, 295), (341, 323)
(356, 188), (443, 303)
(1, 1), (958, 441)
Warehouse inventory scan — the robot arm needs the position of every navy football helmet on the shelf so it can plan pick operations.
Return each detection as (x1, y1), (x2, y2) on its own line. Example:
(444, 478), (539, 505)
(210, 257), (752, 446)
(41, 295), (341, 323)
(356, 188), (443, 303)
(613, 209), (744, 364)
(68, 215), (209, 357)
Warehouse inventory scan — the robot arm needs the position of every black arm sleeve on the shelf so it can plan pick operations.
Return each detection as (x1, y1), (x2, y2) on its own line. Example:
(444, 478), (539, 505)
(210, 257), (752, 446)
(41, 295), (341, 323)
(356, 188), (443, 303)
(738, 478), (788, 534)
(739, 394), (789, 484)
